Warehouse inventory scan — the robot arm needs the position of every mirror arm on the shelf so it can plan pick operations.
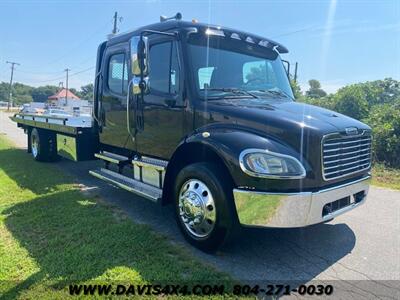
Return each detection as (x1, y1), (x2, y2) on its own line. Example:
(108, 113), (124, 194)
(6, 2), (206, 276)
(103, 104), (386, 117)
(126, 80), (135, 138)
(138, 34), (146, 106)
(281, 59), (291, 79)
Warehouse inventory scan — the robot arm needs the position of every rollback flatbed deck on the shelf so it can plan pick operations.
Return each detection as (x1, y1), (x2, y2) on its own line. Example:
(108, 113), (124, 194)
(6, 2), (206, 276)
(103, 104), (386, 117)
(11, 112), (97, 161)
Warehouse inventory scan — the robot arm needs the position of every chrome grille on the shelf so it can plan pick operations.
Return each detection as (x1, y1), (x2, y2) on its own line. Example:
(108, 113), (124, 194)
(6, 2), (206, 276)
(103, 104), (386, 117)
(322, 132), (372, 180)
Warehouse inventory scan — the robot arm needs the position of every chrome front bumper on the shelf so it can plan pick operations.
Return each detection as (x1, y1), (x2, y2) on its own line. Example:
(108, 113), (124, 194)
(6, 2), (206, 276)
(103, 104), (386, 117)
(233, 176), (370, 228)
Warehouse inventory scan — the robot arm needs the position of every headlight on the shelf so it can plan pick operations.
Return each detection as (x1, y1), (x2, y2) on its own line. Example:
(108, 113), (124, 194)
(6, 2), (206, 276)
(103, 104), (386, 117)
(239, 149), (306, 179)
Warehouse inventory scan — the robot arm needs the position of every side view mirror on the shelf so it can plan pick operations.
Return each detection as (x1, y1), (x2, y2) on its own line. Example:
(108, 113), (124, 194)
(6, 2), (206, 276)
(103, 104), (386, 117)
(130, 36), (150, 95)
(131, 36), (149, 77)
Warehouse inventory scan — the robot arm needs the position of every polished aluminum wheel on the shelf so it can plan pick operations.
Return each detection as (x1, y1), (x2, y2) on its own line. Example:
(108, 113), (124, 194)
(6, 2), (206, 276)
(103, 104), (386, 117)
(31, 134), (39, 158)
(178, 179), (216, 238)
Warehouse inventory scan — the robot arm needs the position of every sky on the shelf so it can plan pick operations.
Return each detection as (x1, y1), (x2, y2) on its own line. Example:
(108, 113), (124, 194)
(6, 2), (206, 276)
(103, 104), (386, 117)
(0, 0), (399, 93)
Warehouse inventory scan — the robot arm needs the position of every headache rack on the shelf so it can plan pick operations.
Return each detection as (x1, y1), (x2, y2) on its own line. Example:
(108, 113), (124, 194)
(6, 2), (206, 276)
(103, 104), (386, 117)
(322, 131), (372, 181)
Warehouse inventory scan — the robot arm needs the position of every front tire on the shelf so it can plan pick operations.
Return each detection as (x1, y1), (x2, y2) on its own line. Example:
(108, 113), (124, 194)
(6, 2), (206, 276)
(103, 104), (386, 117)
(30, 128), (58, 162)
(174, 162), (238, 253)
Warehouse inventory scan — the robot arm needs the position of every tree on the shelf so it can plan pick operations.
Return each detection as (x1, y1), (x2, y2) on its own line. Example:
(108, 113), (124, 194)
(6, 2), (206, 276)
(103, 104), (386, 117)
(31, 85), (59, 102)
(79, 83), (94, 100)
(14, 94), (33, 105)
(365, 101), (400, 167)
(333, 85), (369, 120)
(290, 79), (302, 99)
(69, 88), (79, 97)
(0, 82), (10, 102)
(0, 82), (34, 105)
(306, 79), (327, 98)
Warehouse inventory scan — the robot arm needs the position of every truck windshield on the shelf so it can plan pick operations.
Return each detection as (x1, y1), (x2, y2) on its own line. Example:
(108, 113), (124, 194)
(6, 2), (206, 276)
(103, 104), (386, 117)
(187, 36), (294, 100)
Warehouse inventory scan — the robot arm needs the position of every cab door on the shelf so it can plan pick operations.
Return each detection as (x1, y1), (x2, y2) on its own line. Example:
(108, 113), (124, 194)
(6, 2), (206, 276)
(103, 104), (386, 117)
(135, 37), (185, 159)
(99, 43), (134, 150)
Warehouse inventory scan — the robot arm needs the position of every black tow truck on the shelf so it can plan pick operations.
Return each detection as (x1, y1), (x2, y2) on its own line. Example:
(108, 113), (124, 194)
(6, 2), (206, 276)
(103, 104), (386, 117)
(11, 14), (372, 252)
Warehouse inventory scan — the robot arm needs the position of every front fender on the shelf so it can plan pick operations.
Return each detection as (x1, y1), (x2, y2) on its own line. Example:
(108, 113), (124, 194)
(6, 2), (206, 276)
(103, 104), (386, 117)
(185, 126), (312, 192)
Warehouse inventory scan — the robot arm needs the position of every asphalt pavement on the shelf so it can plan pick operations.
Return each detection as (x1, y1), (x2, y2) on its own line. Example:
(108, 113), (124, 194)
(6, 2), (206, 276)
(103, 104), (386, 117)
(1, 111), (399, 298)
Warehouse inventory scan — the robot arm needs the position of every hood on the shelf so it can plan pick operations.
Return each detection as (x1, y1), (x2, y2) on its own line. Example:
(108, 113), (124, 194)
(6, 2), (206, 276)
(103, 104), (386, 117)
(195, 97), (371, 151)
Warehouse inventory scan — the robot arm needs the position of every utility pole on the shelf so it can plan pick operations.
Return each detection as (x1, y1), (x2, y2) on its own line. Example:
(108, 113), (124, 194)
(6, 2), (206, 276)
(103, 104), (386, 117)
(6, 61), (20, 111)
(113, 12), (123, 34)
(112, 12), (118, 34)
(294, 62), (298, 83)
(64, 68), (70, 106)
(108, 12), (122, 40)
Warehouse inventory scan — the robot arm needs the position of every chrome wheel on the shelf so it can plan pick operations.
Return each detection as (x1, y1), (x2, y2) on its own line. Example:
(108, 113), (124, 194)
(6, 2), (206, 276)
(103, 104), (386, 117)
(31, 134), (39, 158)
(178, 179), (216, 238)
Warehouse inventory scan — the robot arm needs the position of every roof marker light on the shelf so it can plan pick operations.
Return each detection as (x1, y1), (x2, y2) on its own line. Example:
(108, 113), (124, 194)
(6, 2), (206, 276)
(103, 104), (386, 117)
(245, 36), (255, 44)
(259, 40), (270, 47)
(230, 33), (241, 40)
(205, 28), (225, 37)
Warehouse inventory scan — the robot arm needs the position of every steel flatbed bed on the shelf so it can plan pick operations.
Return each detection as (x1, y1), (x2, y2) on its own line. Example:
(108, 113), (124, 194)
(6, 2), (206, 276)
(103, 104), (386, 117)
(11, 112), (97, 161)
(10, 113), (93, 135)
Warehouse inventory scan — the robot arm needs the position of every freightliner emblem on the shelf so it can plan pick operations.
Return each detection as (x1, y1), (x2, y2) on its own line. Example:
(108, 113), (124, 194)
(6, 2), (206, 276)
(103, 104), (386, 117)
(345, 127), (358, 135)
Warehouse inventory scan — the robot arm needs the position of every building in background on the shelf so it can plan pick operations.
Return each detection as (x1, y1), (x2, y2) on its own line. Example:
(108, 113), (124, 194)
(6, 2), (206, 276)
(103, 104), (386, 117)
(47, 88), (91, 115)
(48, 88), (80, 106)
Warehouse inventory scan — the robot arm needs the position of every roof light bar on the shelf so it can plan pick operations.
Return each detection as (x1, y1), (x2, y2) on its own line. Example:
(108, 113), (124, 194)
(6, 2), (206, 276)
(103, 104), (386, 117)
(200, 27), (287, 53)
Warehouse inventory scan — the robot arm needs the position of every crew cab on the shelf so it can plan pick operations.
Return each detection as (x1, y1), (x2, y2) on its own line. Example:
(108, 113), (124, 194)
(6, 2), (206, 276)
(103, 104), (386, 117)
(11, 14), (371, 252)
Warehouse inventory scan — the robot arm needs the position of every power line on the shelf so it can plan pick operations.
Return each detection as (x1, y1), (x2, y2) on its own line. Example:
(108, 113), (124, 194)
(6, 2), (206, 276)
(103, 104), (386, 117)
(29, 74), (66, 84)
(28, 66), (95, 84)
(3, 13), (114, 87)
(271, 25), (318, 39)
(70, 66), (95, 76)
(16, 69), (65, 75)
(20, 20), (113, 71)
(0, 63), (9, 81)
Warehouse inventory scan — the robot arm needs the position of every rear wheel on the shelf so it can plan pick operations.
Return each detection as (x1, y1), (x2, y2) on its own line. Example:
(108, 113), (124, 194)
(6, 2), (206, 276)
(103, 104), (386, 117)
(174, 162), (238, 253)
(30, 128), (58, 162)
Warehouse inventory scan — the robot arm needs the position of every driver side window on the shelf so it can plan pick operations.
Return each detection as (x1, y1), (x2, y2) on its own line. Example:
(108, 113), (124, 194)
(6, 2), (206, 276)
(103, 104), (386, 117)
(149, 41), (180, 95)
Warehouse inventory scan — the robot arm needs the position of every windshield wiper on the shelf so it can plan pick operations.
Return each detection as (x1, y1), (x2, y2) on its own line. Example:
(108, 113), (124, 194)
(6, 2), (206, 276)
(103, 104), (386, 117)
(252, 88), (294, 100)
(203, 88), (258, 99)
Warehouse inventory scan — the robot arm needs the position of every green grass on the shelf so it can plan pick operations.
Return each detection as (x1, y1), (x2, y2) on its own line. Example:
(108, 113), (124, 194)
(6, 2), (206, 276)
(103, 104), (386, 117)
(0, 136), (235, 299)
(371, 164), (400, 190)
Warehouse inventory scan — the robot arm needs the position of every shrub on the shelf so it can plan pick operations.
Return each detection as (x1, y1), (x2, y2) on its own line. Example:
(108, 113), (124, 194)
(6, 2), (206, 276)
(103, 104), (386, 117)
(365, 102), (400, 168)
(301, 94), (335, 110)
(333, 85), (370, 120)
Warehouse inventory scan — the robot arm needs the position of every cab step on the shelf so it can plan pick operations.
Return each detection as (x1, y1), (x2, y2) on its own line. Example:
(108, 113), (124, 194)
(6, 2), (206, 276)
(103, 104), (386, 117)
(133, 156), (168, 171)
(89, 168), (162, 203)
(132, 156), (168, 188)
(95, 151), (130, 164)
